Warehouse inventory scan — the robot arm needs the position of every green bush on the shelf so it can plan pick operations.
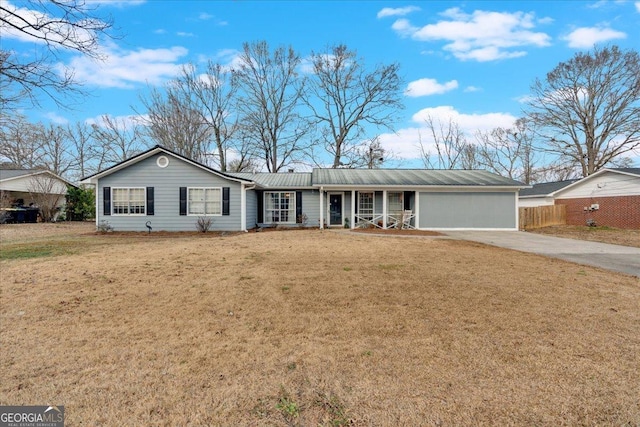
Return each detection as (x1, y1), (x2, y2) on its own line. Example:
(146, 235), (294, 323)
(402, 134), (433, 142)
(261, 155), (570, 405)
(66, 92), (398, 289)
(65, 185), (95, 221)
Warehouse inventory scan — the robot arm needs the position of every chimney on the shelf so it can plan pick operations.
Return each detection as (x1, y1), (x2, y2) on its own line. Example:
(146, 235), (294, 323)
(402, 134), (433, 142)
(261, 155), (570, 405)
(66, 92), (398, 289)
(288, 168), (294, 173)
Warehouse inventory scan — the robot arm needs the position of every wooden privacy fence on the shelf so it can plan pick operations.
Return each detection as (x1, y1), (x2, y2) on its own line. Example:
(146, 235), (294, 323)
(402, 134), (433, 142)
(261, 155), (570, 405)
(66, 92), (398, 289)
(519, 205), (566, 230)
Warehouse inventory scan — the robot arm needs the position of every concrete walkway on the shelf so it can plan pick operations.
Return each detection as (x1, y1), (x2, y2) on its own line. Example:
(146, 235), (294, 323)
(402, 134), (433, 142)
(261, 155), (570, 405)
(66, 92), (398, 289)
(443, 231), (640, 278)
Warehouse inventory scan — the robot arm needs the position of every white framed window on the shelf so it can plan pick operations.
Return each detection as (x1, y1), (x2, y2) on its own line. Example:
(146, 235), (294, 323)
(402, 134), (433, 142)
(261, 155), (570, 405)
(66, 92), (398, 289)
(358, 192), (374, 219)
(388, 192), (403, 214)
(188, 188), (222, 215)
(265, 192), (295, 223)
(112, 188), (146, 215)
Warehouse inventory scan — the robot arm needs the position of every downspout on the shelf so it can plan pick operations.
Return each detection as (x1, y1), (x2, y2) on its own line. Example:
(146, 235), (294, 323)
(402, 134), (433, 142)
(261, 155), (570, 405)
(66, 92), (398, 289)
(241, 183), (246, 232)
(319, 187), (324, 229)
(94, 178), (99, 230)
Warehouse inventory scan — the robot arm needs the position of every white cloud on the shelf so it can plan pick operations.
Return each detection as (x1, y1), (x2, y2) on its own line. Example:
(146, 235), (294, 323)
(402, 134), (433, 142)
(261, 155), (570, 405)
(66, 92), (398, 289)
(377, 6), (420, 19)
(390, 7), (551, 62)
(636, 2), (640, 12)
(66, 43), (188, 88)
(563, 26), (626, 48)
(464, 86), (481, 93)
(154, 28), (166, 34)
(405, 78), (458, 97)
(199, 12), (214, 20)
(43, 112), (69, 125)
(177, 31), (194, 37)
(377, 106), (518, 160)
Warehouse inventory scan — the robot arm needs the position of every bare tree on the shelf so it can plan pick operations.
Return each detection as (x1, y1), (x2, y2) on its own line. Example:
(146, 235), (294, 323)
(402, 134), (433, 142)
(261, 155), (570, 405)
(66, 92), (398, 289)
(352, 137), (386, 169)
(38, 123), (75, 177)
(27, 174), (66, 222)
(419, 115), (479, 169)
(475, 118), (539, 184)
(138, 83), (212, 162)
(232, 40), (310, 172)
(0, 0), (114, 110)
(526, 45), (640, 177)
(304, 44), (403, 168)
(173, 62), (245, 171)
(91, 115), (145, 166)
(0, 114), (44, 168)
(66, 121), (96, 180)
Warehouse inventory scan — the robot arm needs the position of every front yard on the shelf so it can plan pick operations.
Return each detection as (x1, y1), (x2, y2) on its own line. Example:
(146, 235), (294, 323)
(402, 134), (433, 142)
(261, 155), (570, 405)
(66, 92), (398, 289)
(1, 225), (639, 425)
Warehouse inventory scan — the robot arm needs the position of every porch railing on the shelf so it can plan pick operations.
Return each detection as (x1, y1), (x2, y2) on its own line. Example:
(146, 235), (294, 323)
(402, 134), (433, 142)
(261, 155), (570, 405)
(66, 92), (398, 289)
(355, 211), (415, 229)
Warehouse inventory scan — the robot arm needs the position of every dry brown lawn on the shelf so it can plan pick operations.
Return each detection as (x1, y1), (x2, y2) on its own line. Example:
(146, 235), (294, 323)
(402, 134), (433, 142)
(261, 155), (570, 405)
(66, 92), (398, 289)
(1, 224), (639, 426)
(530, 225), (640, 248)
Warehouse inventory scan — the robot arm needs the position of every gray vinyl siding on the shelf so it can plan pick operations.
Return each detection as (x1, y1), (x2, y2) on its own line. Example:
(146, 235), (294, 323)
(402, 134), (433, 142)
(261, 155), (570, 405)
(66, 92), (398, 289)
(98, 153), (243, 231)
(419, 191), (517, 229)
(245, 189), (257, 230)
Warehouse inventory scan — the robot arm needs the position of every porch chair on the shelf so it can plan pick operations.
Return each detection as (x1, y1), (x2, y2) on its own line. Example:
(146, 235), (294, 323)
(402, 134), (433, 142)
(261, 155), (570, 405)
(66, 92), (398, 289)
(402, 210), (415, 229)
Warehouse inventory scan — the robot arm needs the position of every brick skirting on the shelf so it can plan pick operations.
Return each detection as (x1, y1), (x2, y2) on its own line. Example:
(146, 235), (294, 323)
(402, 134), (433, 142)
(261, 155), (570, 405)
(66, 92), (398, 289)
(555, 195), (640, 229)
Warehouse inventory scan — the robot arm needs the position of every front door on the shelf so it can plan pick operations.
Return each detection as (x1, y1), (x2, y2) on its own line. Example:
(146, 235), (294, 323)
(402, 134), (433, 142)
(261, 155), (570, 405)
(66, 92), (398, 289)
(329, 193), (343, 226)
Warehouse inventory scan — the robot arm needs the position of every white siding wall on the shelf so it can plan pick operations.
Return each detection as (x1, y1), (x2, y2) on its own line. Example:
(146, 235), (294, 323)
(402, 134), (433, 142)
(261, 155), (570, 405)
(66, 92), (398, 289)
(557, 172), (640, 199)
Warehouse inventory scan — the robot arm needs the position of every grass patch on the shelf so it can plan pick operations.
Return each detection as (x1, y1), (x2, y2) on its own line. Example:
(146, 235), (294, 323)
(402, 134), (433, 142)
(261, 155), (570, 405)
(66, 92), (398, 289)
(0, 241), (79, 260)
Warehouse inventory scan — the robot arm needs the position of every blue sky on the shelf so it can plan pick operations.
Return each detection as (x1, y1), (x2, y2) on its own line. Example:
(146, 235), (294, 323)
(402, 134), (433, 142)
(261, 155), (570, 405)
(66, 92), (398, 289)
(4, 0), (640, 167)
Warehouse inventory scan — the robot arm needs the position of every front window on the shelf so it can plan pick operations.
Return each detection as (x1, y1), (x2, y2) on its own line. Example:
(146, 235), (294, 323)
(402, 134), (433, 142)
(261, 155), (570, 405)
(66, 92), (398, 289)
(112, 188), (145, 215)
(265, 192), (295, 223)
(188, 188), (221, 215)
(358, 192), (374, 219)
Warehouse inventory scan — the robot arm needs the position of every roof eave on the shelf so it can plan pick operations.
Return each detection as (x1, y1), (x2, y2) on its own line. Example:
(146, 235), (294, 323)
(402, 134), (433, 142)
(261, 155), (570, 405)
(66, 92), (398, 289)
(80, 145), (254, 185)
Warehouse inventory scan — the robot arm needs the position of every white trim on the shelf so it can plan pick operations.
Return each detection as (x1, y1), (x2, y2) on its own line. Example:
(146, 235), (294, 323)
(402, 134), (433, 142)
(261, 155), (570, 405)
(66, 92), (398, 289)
(382, 190), (387, 229)
(111, 187), (146, 216)
(0, 169), (76, 188)
(319, 188), (324, 229)
(94, 178), (99, 228)
(414, 191), (420, 229)
(263, 191), (296, 224)
(240, 183), (246, 232)
(327, 192), (344, 227)
(350, 190), (355, 229)
(80, 147), (252, 185)
(551, 168), (640, 198)
(156, 155), (169, 168)
(187, 187), (223, 216)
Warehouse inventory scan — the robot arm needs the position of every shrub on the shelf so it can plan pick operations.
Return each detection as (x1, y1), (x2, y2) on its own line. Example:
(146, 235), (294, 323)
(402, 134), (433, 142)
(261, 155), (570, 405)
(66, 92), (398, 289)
(196, 216), (213, 233)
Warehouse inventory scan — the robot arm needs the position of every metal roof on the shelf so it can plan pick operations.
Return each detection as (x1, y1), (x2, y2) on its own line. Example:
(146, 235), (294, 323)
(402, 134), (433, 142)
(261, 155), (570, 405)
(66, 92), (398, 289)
(312, 168), (525, 187)
(229, 172), (313, 188)
(0, 169), (44, 181)
(519, 179), (580, 197)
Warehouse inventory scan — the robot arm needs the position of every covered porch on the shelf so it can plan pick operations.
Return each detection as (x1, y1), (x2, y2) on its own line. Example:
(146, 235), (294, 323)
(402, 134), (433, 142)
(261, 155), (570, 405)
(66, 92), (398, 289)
(319, 189), (418, 230)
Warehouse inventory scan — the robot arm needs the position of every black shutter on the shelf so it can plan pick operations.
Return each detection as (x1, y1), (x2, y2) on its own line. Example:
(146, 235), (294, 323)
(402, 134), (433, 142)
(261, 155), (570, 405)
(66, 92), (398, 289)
(296, 191), (303, 223)
(146, 187), (154, 215)
(103, 187), (111, 216)
(179, 187), (187, 216)
(256, 190), (264, 223)
(222, 187), (230, 216)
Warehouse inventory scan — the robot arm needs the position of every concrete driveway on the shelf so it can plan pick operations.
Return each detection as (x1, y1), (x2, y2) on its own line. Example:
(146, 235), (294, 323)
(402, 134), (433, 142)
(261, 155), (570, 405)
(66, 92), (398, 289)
(443, 231), (640, 278)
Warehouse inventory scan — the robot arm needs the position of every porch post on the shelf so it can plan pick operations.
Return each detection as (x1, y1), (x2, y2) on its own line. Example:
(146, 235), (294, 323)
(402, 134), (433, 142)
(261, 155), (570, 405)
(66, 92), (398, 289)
(414, 191), (420, 229)
(319, 188), (324, 229)
(382, 190), (387, 229)
(351, 190), (355, 229)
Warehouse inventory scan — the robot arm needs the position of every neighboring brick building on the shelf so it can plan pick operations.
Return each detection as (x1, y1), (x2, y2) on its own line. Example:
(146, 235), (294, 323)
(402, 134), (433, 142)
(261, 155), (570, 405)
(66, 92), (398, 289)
(553, 168), (640, 229)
